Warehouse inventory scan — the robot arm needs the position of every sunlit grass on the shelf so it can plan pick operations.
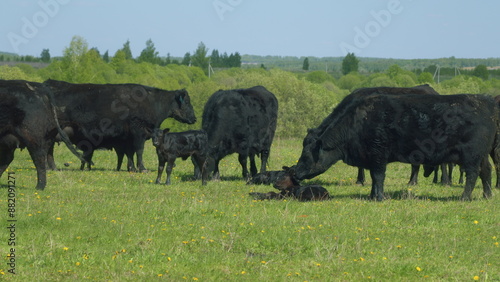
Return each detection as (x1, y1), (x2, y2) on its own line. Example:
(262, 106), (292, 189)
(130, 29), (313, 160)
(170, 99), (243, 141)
(0, 138), (498, 280)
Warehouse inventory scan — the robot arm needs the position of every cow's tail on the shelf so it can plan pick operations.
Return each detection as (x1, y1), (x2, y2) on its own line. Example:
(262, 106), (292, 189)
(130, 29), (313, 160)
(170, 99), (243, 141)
(45, 86), (90, 165)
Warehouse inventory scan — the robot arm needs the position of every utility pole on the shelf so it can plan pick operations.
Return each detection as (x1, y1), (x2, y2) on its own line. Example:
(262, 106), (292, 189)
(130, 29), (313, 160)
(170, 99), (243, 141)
(433, 66), (441, 83)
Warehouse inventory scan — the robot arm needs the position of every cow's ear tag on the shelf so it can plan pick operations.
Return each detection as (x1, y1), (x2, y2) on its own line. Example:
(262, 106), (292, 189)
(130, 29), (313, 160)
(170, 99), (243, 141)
(178, 94), (184, 104)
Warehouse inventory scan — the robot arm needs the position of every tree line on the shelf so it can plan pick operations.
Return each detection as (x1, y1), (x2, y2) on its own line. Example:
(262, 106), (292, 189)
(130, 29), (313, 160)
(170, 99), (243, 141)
(0, 38), (241, 71)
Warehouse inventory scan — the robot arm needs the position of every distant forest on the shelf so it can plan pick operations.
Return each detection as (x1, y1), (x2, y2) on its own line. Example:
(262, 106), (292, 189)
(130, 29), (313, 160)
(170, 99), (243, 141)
(2, 50), (500, 77)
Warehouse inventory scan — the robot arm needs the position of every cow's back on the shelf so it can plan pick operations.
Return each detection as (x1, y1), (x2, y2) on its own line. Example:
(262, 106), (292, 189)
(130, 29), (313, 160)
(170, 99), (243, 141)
(321, 93), (498, 167)
(202, 86), (278, 156)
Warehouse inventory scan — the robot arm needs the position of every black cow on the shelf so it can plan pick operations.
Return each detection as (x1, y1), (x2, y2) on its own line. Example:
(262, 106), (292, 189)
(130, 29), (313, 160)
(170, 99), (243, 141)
(249, 166), (330, 201)
(199, 86), (278, 180)
(342, 85), (440, 186)
(246, 170), (287, 185)
(54, 126), (139, 171)
(0, 80), (82, 190)
(44, 79), (196, 172)
(294, 93), (499, 201)
(153, 128), (208, 185)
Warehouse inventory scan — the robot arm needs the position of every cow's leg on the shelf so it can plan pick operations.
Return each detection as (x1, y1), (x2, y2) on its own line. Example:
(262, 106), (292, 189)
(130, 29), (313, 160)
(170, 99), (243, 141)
(440, 163), (451, 186)
(356, 167), (365, 185)
(47, 142), (58, 170)
(0, 148), (15, 178)
(478, 156), (492, 199)
(212, 159), (221, 181)
(193, 154), (208, 185)
(115, 146), (125, 171)
(27, 147), (48, 190)
(81, 150), (94, 170)
(155, 153), (165, 184)
(259, 149), (270, 174)
(135, 140), (148, 173)
(408, 164), (419, 185)
(490, 148), (500, 188)
(461, 164), (481, 201)
(459, 167), (465, 184)
(249, 153), (258, 177)
(238, 154), (250, 180)
(192, 156), (201, 179)
(126, 153), (136, 172)
(165, 158), (175, 185)
(369, 166), (386, 201)
(432, 166), (439, 184)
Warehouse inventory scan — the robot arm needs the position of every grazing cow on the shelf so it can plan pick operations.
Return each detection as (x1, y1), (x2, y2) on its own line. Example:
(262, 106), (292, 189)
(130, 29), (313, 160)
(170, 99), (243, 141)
(294, 93), (499, 201)
(347, 85), (440, 186)
(198, 86), (278, 180)
(246, 170), (287, 185)
(44, 79), (196, 172)
(0, 80), (82, 190)
(249, 166), (330, 201)
(153, 128), (208, 185)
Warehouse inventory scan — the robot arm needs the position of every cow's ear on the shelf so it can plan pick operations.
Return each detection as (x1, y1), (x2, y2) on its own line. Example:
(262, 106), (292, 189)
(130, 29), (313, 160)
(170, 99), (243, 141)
(176, 90), (186, 105)
(163, 128), (170, 134)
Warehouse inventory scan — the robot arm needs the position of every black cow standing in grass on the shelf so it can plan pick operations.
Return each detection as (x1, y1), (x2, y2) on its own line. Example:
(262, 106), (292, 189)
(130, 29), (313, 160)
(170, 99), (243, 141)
(153, 128), (209, 185)
(0, 80), (82, 190)
(294, 93), (499, 201)
(198, 86), (278, 180)
(341, 85), (441, 186)
(44, 79), (196, 172)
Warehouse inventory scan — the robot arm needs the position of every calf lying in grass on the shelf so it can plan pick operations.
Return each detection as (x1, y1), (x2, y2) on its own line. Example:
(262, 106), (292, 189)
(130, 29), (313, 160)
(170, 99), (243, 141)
(247, 170), (287, 185)
(153, 128), (209, 185)
(249, 166), (330, 201)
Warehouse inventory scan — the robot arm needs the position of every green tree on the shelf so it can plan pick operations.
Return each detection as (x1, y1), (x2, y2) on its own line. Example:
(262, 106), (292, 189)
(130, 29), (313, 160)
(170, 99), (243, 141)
(40, 49), (51, 63)
(191, 42), (209, 72)
(386, 64), (403, 78)
(102, 50), (109, 63)
(342, 52), (359, 75)
(473, 65), (489, 80)
(120, 40), (133, 60)
(165, 53), (172, 65)
(138, 39), (160, 64)
(181, 52), (191, 66)
(337, 72), (363, 90)
(210, 49), (221, 67)
(302, 57), (309, 71)
(418, 72), (434, 84)
(62, 35), (89, 80)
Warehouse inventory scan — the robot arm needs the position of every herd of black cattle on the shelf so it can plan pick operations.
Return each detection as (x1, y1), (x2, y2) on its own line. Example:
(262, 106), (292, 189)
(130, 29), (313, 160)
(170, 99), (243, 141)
(1, 79), (499, 201)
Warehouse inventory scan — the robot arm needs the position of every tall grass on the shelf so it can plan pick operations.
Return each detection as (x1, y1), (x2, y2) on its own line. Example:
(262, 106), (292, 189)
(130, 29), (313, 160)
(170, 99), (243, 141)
(1, 139), (498, 281)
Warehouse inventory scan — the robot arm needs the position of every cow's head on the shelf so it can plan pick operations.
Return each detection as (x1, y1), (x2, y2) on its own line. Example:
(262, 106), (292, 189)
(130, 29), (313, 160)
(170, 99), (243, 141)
(171, 89), (196, 124)
(294, 128), (342, 180)
(152, 128), (170, 147)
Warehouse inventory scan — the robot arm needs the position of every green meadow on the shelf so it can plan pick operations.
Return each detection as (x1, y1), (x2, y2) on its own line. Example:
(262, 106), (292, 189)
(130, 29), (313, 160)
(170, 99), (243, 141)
(1, 138), (499, 281)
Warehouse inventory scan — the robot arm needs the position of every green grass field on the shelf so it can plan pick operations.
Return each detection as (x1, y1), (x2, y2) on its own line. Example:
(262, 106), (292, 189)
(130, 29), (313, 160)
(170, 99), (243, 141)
(1, 138), (499, 281)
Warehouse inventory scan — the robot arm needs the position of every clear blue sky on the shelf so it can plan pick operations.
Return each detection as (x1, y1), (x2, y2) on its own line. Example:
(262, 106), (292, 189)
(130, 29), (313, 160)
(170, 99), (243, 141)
(2, 0), (499, 59)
